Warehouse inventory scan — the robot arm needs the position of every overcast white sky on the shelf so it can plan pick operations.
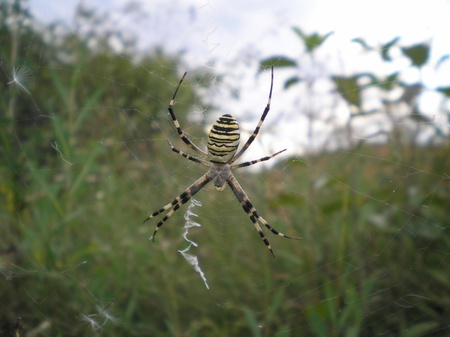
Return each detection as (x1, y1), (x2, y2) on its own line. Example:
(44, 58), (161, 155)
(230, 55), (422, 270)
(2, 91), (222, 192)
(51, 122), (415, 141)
(26, 0), (450, 159)
(28, 0), (450, 65)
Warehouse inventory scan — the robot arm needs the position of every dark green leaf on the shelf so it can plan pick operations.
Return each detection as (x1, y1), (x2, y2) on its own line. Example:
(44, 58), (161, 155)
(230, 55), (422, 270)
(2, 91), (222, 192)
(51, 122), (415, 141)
(292, 26), (306, 41)
(284, 76), (301, 90)
(304, 303), (328, 337)
(321, 200), (344, 215)
(381, 37), (400, 61)
(332, 75), (361, 107)
(427, 269), (450, 288)
(380, 72), (399, 91)
(292, 26), (333, 53)
(74, 87), (104, 132)
(436, 86), (450, 97)
(401, 43), (430, 67)
(244, 310), (262, 337)
(352, 37), (373, 51)
(274, 327), (290, 337)
(403, 322), (439, 337)
(259, 56), (297, 70)
(369, 72), (399, 92)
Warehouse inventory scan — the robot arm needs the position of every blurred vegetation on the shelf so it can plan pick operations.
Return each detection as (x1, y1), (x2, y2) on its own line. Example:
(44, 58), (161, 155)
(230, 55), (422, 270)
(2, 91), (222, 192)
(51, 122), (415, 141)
(1, 1), (449, 337)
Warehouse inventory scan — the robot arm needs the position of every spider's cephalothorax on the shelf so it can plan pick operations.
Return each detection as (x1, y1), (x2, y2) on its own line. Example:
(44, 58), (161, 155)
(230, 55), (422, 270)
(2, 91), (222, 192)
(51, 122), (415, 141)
(144, 67), (301, 257)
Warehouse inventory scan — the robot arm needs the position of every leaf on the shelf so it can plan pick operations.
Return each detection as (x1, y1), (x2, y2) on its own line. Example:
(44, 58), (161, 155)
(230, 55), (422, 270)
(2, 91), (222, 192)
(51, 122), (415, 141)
(70, 145), (103, 196)
(51, 113), (72, 160)
(332, 75), (361, 108)
(352, 37), (373, 51)
(284, 76), (301, 90)
(401, 43), (430, 67)
(292, 26), (333, 53)
(321, 199), (344, 215)
(50, 69), (70, 107)
(403, 321), (439, 337)
(381, 37), (400, 61)
(426, 269), (450, 288)
(436, 54), (450, 70)
(259, 56), (297, 70)
(74, 87), (105, 132)
(266, 288), (284, 323)
(244, 309), (262, 337)
(365, 72), (399, 92)
(274, 326), (291, 337)
(304, 303), (328, 337)
(378, 72), (399, 91)
(436, 86), (450, 97)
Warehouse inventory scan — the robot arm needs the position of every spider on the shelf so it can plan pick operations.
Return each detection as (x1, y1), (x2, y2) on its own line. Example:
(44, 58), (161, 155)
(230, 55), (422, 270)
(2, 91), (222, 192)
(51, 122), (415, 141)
(144, 66), (301, 257)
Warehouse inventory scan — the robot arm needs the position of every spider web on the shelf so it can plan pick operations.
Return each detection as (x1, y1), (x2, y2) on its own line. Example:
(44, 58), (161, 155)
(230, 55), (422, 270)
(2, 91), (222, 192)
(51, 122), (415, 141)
(1, 1), (449, 336)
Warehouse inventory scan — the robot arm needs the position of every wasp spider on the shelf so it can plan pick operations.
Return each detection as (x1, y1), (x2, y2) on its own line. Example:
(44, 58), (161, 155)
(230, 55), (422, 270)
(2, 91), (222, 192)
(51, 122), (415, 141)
(144, 66), (301, 257)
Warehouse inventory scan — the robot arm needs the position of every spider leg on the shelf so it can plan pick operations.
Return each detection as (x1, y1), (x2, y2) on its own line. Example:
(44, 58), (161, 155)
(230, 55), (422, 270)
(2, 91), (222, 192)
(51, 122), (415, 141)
(229, 66), (274, 164)
(169, 72), (208, 158)
(167, 140), (210, 167)
(144, 173), (212, 241)
(231, 149), (286, 170)
(226, 173), (301, 257)
(250, 214), (276, 258)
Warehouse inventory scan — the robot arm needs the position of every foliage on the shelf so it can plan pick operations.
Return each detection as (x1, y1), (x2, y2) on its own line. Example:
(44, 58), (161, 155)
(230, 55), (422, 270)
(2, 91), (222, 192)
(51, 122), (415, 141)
(260, 30), (449, 145)
(1, 3), (449, 337)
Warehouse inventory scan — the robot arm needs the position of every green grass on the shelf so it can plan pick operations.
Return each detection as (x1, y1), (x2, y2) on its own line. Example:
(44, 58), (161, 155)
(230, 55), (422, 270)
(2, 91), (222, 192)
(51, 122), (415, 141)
(2, 115), (449, 336)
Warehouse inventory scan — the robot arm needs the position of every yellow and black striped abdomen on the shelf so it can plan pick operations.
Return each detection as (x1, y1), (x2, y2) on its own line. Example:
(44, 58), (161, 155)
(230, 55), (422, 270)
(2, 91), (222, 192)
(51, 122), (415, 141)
(207, 114), (240, 164)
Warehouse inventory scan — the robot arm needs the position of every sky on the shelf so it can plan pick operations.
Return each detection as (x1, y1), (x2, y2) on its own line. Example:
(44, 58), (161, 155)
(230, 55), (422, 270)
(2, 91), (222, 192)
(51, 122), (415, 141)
(27, 0), (450, 66)
(26, 0), (450, 160)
